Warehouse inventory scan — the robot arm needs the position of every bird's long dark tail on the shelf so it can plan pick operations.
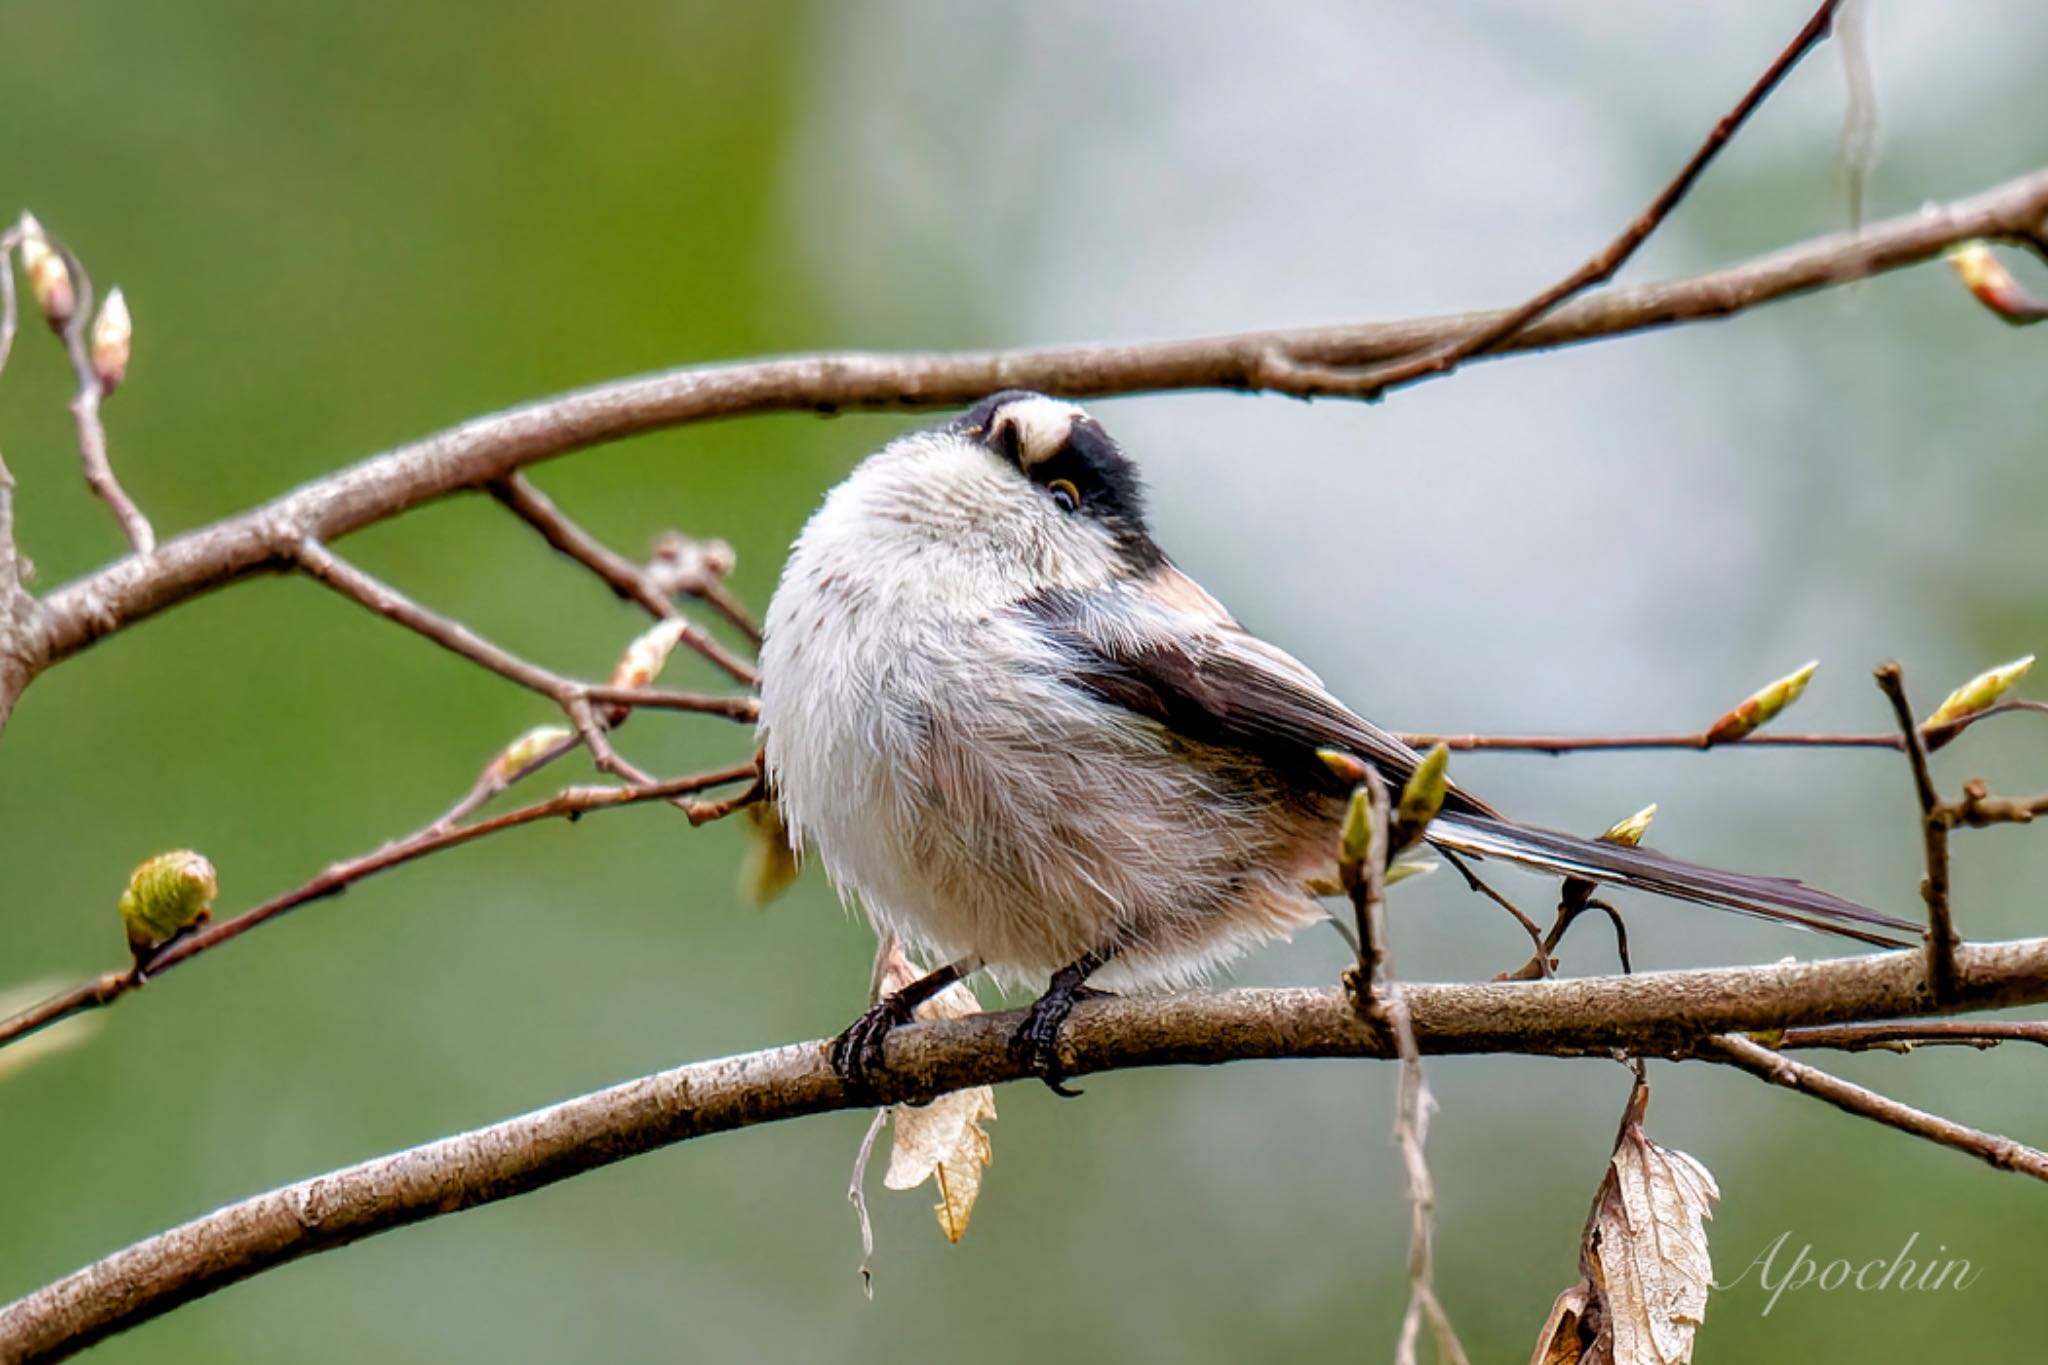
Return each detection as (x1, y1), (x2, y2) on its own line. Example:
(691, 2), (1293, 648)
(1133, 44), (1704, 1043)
(1427, 814), (1918, 948)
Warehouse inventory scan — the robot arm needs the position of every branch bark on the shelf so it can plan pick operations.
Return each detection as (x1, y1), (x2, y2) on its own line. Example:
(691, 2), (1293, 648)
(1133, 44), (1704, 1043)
(25, 164), (2048, 698)
(6, 937), (2048, 1363)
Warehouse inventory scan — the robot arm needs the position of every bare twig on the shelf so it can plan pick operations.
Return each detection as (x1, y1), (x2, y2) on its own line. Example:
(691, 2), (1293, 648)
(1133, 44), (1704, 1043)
(293, 539), (749, 803)
(1773, 1019), (2048, 1054)
(1435, 846), (1549, 975)
(0, 762), (758, 1052)
(428, 728), (587, 831)
(0, 225), (40, 737)
(1331, 769), (1468, 1365)
(24, 166), (2048, 695)
(1400, 697), (2045, 756)
(12, 938), (2048, 1362)
(1267, 0), (1846, 400)
(46, 237), (153, 555)
(1952, 780), (2048, 828)
(1874, 662), (1958, 1002)
(297, 537), (593, 707)
(1702, 1033), (2048, 1181)
(487, 474), (758, 683)
(648, 529), (760, 646)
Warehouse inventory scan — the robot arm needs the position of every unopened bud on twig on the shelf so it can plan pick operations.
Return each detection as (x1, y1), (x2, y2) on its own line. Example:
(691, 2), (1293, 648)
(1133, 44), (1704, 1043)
(611, 618), (688, 691)
(90, 287), (131, 393)
(18, 214), (75, 329)
(1598, 804), (1658, 848)
(1384, 858), (1437, 888)
(1924, 655), (2034, 729)
(1339, 785), (1373, 872)
(1704, 661), (1817, 745)
(1316, 747), (1369, 785)
(118, 850), (217, 959)
(490, 725), (572, 781)
(1947, 242), (2048, 325)
(1395, 744), (1450, 835)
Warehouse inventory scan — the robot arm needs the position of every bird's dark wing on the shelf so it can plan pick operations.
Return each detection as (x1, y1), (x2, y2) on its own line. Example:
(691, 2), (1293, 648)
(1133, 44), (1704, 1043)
(1016, 582), (1497, 816)
(1014, 580), (1917, 946)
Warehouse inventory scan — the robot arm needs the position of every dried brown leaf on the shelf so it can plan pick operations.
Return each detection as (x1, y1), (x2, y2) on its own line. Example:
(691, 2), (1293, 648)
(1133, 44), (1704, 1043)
(876, 938), (996, 1242)
(1594, 1129), (1718, 1364)
(1530, 1082), (1718, 1365)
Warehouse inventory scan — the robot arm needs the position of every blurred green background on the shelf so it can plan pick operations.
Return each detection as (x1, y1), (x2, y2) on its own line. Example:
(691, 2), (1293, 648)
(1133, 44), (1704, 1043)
(5, 2), (2048, 1359)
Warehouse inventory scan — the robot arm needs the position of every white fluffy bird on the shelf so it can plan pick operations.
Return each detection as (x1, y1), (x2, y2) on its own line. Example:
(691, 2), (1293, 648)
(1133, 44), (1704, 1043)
(757, 392), (1909, 1091)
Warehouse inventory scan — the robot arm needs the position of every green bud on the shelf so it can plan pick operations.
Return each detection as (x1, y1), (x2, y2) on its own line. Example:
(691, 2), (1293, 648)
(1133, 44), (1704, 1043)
(1316, 747), (1369, 784)
(1340, 786), (1373, 870)
(1704, 661), (1817, 744)
(118, 851), (217, 956)
(1598, 804), (1658, 848)
(1925, 655), (2033, 729)
(1397, 744), (1451, 830)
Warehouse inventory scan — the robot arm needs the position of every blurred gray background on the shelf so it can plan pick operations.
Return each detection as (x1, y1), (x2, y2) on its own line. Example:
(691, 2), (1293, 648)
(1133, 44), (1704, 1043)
(4, 2), (2047, 1359)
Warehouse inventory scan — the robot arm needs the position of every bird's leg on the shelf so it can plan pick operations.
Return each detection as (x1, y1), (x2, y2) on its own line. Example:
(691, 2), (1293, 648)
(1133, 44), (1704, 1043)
(830, 955), (979, 1096)
(1011, 944), (1118, 1098)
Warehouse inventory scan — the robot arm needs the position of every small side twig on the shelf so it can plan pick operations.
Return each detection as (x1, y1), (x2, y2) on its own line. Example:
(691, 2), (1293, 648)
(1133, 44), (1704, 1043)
(1874, 662), (1958, 1003)
(1702, 1033), (2048, 1182)
(1399, 698), (2046, 756)
(1771, 1019), (2048, 1054)
(47, 236), (153, 556)
(0, 761), (759, 1052)
(294, 537), (749, 806)
(649, 528), (762, 647)
(488, 474), (758, 684)
(1271, 0), (1844, 401)
(1335, 765), (1467, 1365)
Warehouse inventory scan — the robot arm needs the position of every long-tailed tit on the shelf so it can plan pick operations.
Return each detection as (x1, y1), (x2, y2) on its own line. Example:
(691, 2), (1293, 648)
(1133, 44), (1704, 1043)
(757, 392), (1912, 1091)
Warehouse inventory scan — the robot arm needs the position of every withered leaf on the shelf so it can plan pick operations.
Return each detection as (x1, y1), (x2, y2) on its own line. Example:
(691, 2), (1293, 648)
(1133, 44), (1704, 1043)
(876, 938), (996, 1243)
(1531, 1086), (1719, 1365)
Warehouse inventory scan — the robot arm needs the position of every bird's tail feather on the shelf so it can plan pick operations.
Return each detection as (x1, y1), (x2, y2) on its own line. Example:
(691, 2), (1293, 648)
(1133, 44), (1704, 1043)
(1428, 814), (1917, 948)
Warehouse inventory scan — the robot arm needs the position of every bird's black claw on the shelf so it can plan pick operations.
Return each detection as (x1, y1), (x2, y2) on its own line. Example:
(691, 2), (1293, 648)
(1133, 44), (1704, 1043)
(1009, 989), (1091, 1097)
(830, 993), (917, 1098)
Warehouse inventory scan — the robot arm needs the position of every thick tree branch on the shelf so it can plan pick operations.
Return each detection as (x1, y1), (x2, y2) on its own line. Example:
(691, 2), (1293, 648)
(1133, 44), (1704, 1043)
(5, 939), (2048, 1362)
(23, 165), (2048, 695)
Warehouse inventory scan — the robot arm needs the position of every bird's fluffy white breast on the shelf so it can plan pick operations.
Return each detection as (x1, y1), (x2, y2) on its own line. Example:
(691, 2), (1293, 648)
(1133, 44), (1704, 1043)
(756, 429), (1325, 989)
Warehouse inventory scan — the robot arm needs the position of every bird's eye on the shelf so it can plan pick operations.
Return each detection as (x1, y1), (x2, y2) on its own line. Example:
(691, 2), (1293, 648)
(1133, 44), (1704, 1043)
(1046, 478), (1080, 512)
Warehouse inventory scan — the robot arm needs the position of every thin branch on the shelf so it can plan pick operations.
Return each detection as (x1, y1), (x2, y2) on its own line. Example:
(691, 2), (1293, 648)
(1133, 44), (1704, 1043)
(0, 763), (758, 1052)
(580, 684), (757, 721)
(486, 474), (757, 684)
(47, 238), (152, 556)
(11, 937), (2048, 1362)
(293, 539), (750, 803)
(296, 537), (585, 705)
(0, 227), (42, 738)
(1701, 1033), (2048, 1180)
(1269, 0), (1845, 400)
(29, 165), (2048, 684)
(1951, 779), (2048, 828)
(1774, 1019), (2048, 1054)
(648, 529), (761, 646)
(1400, 697), (2046, 755)
(428, 728), (586, 831)
(1874, 662), (1958, 1002)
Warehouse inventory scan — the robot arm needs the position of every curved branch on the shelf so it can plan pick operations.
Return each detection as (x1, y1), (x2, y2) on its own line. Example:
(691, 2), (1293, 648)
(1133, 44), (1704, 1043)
(7, 937), (2048, 1362)
(28, 165), (2048, 687)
